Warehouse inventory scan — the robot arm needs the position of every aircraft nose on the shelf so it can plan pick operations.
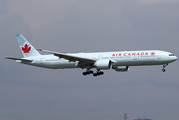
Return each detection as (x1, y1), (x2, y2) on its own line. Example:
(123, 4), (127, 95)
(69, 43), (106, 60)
(168, 54), (177, 62)
(174, 56), (177, 61)
(171, 56), (177, 62)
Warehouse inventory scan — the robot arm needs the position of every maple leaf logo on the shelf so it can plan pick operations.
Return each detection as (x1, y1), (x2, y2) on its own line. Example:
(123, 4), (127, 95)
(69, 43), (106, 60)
(22, 44), (31, 53)
(151, 52), (155, 56)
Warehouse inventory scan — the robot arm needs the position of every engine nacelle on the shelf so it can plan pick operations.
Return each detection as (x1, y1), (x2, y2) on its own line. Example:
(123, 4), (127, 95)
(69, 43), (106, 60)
(112, 66), (129, 72)
(94, 59), (111, 70)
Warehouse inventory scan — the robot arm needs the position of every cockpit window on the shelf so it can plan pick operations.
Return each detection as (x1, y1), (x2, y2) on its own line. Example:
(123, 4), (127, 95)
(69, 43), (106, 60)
(169, 54), (174, 56)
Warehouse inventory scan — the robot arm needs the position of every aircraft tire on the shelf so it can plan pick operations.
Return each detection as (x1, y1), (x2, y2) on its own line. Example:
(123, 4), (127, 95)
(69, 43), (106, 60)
(100, 71), (104, 75)
(97, 72), (101, 75)
(83, 72), (87, 75)
(93, 73), (97, 76)
(86, 71), (90, 74)
(90, 70), (93, 74)
(162, 69), (166, 72)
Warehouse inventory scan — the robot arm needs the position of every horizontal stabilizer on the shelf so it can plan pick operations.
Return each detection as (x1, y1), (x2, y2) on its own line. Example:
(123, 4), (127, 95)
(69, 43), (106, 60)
(5, 57), (33, 62)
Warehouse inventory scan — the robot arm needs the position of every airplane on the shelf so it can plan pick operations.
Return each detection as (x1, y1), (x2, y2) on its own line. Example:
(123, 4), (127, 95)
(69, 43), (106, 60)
(5, 34), (177, 76)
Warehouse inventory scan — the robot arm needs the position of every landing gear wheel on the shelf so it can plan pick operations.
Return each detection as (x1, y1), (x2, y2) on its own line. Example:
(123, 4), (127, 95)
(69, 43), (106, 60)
(162, 69), (166, 72)
(97, 72), (101, 76)
(86, 71), (90, 74)
(82, 70), (93, 76)
(100, 71), (104, 75)
(83, 72), (87, 75)
(90, 70), (93, 74)
(92, 69), (104, 76)
(93, 73), (97, 76)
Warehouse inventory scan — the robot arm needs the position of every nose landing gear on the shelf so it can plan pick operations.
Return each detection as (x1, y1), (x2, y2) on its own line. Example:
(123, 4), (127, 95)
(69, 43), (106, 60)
(162, 64), (168, 72)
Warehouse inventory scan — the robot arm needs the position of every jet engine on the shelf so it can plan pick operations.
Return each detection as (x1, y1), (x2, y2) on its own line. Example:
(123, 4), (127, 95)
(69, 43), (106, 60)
(94, 59), (111, 69)
(112, 66), (129, 72)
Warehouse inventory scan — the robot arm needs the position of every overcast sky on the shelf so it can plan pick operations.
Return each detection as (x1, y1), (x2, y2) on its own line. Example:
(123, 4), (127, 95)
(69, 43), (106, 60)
(1, 0), (179, 120)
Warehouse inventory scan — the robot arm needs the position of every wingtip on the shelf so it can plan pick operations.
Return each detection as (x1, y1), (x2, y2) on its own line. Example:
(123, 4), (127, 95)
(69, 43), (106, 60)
(4, 57), (9, 59)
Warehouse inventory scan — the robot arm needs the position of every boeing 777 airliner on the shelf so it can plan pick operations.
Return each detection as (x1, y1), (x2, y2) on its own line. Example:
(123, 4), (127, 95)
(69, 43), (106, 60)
(5, 34), (177, 76)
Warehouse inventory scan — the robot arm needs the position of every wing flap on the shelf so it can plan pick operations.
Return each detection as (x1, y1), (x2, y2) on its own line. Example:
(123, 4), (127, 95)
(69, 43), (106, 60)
(5, 57), (33, 62)
(37, 49), (96, 63)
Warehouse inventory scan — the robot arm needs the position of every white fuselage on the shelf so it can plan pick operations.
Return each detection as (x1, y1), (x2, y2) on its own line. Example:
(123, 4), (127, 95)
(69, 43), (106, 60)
(6, 34), (177, 76)
(17, 50), (177, 70)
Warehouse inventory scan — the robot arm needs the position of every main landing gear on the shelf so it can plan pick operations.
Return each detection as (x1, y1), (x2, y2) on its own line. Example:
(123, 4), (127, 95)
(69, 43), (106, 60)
(162, 64), (168, 72)
(82, 69), (104, 76)
(82, 70), (93, 75)
(93, 70), (104, 76)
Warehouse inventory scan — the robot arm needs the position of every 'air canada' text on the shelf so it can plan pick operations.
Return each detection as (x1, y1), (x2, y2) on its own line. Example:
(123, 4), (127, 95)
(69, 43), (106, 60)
(112, 52), (155, 57)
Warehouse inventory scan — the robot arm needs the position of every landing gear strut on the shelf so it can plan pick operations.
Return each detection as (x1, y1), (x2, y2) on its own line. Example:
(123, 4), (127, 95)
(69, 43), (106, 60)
(162, 64), (168, 72)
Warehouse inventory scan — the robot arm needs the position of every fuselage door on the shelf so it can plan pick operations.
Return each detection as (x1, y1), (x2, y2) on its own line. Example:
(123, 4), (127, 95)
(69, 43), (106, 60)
(98, 55), (102, 60)
(158, 54), (161, 59)
(40, 58), (44, 64)
(134, 55), (137, 60)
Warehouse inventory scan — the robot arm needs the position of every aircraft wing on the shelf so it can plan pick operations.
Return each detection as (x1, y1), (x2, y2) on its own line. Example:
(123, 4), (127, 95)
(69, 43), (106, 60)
(37, 49), (96, 63)
(5, 57), (33, 62)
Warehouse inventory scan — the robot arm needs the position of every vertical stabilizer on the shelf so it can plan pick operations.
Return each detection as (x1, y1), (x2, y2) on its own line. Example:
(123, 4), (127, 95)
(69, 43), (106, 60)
(16, 34), (41, 58)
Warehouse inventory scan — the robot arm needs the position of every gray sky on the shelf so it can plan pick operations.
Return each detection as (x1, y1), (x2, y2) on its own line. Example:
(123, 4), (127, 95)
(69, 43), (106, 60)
(1, 0), (179, 120)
